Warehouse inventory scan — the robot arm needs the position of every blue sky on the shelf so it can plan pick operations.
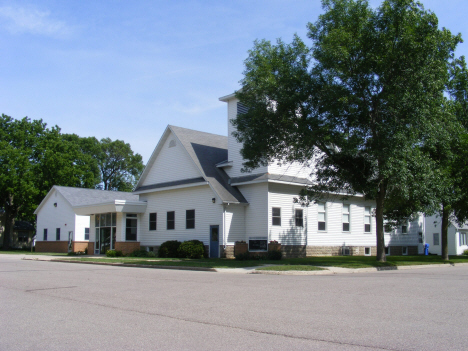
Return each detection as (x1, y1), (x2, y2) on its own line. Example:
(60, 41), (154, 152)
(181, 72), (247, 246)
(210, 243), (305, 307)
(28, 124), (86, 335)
(1, 0), (467, 163)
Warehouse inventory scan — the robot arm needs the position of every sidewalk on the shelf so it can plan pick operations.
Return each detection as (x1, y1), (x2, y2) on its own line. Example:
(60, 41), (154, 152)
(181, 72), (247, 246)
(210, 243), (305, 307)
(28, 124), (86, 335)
(15, 254), (468, 275)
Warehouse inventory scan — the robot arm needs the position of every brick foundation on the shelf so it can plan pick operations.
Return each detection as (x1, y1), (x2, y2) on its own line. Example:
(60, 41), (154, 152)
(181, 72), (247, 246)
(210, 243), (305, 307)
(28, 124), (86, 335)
(72, 241), (89, 253)
(305, 245), (418, 257)
(35, 241), (69, 253)
(87, 242), (95, 255)
(115, 241), (140, 255)
(224, 245), (234, 259)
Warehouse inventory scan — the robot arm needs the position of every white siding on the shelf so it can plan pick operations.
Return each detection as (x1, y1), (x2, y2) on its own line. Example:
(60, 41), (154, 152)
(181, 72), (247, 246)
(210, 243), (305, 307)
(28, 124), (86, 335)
(267, 160), (314, 181)
(74, 215), (90, 241)
(36, 189), (79, 241)
(141, 132), (201, 186)
(307, 197), (380, 247)
(238, 183), (268, 239)
(138, 185), (223, 246)
(225, 97), (267, 178)
(268, 183), (307, 245)
(224, 204), (245, 244)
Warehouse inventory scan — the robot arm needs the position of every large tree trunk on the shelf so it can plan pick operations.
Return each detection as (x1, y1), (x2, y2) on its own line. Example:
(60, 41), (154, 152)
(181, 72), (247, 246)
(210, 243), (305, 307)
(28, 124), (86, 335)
(2, 211), (14, 250)
(375, 181), (387, 262)
(441, 203), (449, 260)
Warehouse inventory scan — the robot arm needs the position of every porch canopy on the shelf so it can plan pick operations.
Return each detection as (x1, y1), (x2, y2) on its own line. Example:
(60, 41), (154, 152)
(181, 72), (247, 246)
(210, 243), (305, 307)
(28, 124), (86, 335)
(73, 200), (146, 215)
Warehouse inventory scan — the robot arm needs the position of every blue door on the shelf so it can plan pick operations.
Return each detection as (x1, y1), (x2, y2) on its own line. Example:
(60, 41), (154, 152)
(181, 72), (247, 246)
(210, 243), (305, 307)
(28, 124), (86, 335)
(210, 225), (219, 258)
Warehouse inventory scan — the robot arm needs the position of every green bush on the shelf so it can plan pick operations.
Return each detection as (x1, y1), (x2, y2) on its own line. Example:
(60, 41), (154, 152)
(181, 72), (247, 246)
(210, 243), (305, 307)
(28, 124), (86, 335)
(177, 240), (205, 259)
(128, 249), (156, 257)
(267, 250), (282, 260)
(463, 249), (468, 256)
(106, 249), (124, 257)
(235, 252), (252, 261)
(158, 240), (182, 258)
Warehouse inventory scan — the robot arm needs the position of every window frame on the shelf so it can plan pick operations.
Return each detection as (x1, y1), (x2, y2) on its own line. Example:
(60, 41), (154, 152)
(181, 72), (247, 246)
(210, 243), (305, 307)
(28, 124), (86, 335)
(385, 246), (391, 256)
(459, 232), (467, 246)
(433, 233), (440, 246)
(364, 206), (371, 233)
(56, 228), (60, 241)
(125, 214), (138, 241)
(295, 209), (303, 227)
(318, 202), (326, 231)
(149, 213), (157, 231)
(248, 236), (268, 252)
(401, 224), (408, 234)
(402, 246), (408, 255)
(43, 228), (48, 241)
(186, 209), (195, 229)
(167, 211), (175, 230)
(84, 227), (90, 241)
(272, 207), (281, 226)
(342, 204), (350, 232)
(364, 247), (371, 256)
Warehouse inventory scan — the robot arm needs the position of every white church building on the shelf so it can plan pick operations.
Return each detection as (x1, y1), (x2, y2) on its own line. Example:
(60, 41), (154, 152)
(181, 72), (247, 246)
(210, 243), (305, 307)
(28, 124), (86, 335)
(35, 93), (425, 257)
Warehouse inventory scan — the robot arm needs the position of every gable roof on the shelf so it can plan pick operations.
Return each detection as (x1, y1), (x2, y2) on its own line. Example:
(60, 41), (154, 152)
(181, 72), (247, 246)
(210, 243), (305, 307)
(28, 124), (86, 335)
(135, 125), (247, 204)
(34, 186), (140, 214)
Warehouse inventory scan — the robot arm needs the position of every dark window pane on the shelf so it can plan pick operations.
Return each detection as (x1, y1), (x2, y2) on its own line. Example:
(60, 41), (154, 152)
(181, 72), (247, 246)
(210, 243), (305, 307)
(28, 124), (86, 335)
(44, 229), (48, 241)
(343, 223), (350, 232)
(295, 209), (303, 227)
(272, 207), (281, 226)
(249, 240), (267, 251)
(272, 217), (281, 226)
(186, 210), (195, 229)
(56, 228), (60, 241)
(167, 211), (175, 230)
(149, 213), (157, 231)
(365, 224), (371, 232)
(318, 222), (326, 231)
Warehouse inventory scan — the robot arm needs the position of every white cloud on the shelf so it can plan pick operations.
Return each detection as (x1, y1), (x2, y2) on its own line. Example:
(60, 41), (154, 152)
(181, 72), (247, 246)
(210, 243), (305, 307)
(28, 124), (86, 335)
(0, 5), (69, 37)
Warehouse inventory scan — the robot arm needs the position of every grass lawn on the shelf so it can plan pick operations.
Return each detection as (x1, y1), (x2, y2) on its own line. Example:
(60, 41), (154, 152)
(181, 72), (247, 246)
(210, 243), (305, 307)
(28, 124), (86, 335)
(54, 254), (468, 270)
(0, 250), (68, 256)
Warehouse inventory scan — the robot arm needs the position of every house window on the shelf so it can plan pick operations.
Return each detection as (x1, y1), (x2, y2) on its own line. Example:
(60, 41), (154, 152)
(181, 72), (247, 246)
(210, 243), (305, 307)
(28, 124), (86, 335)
(167, 211), (175, 230)
(364, 207), (371, 233)
(272, 207), (281, 226)
(385, 246), (390, 256)
(433, 233), (440, 246)
(460, 232), (467, 246)
(126, 214), (137, 241)
(418, 232), (423, 244)
(149, 213), (157, 231)
(84, 228), (89, 240)
(402, 246), (408, 255)
(295, 209), (303, 227)
(249, 237), (267, 251)
(364, 247), (371, 256)
(318, 203), (326, 231)
(186, 210), (195, 229)
(401, 225), (408, 234)
(43, 228), (48, 241)
(342, 204), (350, 232)
(56, 228), (60, 241)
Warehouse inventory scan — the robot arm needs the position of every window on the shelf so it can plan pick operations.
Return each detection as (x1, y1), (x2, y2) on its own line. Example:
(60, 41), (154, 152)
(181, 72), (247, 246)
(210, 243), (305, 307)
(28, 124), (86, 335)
(186, 210), (195, 229)
(249, 237), (267, 251)
(149, 213), (157, 231)
(385, 246), (390, 255)
(272, 207), (281, 226)
(56, 228), (60, 241)
(418, 232), (423, 244)
(433, 233), (440, 246)
(295, 209), (303, 227)
(401, 225), (408, 234)
(342, 204), (350, 232)
(364, 247), (371, 256)
(84, 228), (89, 240)
(167, 211), (175, 230)
(43, 228), (48, 241)
(402, 246), (408, 255)
(318, 203), (326, 231)
(364, 207), (371, 233)
(460, 232), (467, 246)
(126, 214), (137, 241)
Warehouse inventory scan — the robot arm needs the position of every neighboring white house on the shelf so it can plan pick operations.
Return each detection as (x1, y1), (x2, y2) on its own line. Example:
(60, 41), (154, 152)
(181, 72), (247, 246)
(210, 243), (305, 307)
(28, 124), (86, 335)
(35, 93), (431, 257)
(423, 214), (468, 255)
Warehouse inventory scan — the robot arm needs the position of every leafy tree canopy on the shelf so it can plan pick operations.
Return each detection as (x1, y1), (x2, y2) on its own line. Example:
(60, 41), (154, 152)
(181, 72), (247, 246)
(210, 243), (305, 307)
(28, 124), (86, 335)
(234, 0), (462, 261)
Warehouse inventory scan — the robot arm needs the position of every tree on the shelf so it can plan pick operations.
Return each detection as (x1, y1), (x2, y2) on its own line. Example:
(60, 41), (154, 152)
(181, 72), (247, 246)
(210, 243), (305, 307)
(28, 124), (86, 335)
(97, 138), (144, 191)
(233, 0), (461, 261)
(0, 115), (99, 249)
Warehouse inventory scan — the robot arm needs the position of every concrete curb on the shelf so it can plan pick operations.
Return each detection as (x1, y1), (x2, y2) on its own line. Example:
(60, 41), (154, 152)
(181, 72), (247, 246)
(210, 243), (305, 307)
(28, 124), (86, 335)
(20, 256), (468, 275)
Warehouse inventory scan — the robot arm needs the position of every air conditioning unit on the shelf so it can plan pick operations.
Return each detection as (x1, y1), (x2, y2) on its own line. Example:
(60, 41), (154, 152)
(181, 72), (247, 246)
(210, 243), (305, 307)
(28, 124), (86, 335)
(342, 246), (350, 256)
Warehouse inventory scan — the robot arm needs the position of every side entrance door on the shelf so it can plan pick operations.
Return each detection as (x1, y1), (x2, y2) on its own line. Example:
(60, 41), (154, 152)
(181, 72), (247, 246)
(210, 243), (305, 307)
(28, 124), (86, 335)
(209, 225), (219, 258)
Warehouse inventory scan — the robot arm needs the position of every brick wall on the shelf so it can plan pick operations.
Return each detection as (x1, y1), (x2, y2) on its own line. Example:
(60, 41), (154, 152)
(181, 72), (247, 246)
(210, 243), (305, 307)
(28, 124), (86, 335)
(35, 241), (68, 253)
(72, 241), (89, 253)
(115, 242), (140, 255)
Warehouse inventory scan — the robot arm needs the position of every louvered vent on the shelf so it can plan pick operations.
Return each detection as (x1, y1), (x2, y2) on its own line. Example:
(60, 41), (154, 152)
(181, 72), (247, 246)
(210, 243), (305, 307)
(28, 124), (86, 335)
(237, 102), (249, 115)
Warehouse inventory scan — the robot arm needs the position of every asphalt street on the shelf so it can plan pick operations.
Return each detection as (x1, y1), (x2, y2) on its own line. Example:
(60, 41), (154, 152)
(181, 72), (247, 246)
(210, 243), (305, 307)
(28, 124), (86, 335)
(0, 255), (467, 351)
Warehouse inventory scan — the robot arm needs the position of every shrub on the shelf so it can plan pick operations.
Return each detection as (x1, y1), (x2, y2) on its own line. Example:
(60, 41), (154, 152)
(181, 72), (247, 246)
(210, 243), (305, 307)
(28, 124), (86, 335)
(158, 240), (182, 258)
(106, 250), (124, 257)
(463, 249), (468, 256)
(235, 252), (252, 261)
(267, 250), (282, 260)
(128, 249), (157, 258)
(177, 240), (205, 259)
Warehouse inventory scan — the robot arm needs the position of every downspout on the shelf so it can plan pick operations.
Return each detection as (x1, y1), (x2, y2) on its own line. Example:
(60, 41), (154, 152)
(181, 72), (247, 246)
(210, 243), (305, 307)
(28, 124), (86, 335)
(223, 204), (226, 251)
